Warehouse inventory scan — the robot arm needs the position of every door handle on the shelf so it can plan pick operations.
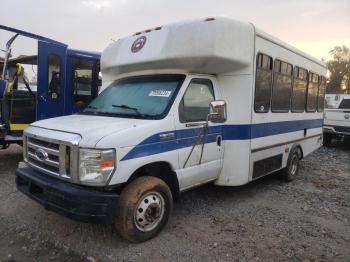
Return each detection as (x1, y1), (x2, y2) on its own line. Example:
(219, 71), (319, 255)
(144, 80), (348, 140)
(159, 132), (175, 141)
(216, 135), (222, 146)
(185, 122), (206, 127)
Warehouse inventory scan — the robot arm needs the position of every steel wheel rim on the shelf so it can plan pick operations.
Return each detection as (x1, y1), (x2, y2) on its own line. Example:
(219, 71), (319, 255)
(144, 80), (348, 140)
(134, 192), (165, 232)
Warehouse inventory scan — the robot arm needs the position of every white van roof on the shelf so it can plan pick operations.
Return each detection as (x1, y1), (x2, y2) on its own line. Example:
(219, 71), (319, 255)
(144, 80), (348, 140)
(101, 17), (325, 78)
(101, 17), (255, 77)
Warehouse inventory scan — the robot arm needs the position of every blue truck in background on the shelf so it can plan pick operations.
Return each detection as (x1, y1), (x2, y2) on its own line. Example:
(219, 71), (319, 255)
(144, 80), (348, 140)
(0, 25), (101, 149)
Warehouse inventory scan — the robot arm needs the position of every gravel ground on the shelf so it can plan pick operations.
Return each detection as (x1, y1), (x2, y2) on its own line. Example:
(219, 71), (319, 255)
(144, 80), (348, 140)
(0, 141), (349, 262)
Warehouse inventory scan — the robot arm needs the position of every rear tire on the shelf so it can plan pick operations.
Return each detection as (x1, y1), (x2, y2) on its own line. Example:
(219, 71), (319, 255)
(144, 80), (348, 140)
(323, 133), (332, 147)
(280, 147), (301, 182)
(115, 176), (173, 242)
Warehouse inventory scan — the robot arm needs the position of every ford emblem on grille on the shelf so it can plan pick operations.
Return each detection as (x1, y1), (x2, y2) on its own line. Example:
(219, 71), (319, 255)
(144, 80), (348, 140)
(345, 115), (349, 120)
(35, 148), (48, 162)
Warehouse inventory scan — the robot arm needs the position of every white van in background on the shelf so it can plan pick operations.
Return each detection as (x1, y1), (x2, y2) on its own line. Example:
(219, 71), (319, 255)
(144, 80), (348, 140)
(16, 17), (326, 242)
(324, 95), (350, 146)
(325, 94), (348, 109)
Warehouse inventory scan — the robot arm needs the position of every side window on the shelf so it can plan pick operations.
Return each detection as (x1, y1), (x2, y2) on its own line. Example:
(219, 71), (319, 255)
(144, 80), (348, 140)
(47, 54), (61, 100)
(73, 58), (94, 107)
(317, 76), (326, 112)
(179, 79), (215, 123)
(291, 67), (307, 112)
(271, 60), (293, 112)
(306, 72), (319, 112)
(254, 53), (273, 113)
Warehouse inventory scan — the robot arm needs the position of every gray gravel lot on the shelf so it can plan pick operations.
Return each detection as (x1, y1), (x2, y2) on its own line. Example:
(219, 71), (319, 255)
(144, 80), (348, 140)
(0, 142), (350, 262)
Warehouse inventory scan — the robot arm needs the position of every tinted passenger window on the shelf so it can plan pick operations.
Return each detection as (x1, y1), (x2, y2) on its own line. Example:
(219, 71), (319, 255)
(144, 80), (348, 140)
(291, 67), (307, 112)
(307, 73), (319, 112)
(254, 54), (273, 113)
(271, 60), (292, 112)
(47, 54), (61, 100)
(317, 76), (326, 112)
(179, 79), (215, 122)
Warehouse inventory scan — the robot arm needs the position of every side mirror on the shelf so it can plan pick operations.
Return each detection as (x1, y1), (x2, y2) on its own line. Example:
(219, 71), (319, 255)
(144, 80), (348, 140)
(208, 100), (227, 123)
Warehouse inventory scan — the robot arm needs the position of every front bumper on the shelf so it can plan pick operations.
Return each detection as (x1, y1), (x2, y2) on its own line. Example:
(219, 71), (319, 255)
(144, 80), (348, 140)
(16, 165), (119, 224)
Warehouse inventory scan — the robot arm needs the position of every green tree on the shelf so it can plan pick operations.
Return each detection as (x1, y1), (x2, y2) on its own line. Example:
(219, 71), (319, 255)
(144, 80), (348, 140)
(327, 46), (350, 94)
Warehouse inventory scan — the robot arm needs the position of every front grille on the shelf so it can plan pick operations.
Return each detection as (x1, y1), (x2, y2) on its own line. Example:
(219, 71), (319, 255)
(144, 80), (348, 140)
(25, 136), (71, 179)
(23, 126), (81, 183)
(334, 126), (350, 134)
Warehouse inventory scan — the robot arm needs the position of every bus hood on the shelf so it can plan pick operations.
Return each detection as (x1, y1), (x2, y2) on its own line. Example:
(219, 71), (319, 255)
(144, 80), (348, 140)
(31, 114), (148, 147)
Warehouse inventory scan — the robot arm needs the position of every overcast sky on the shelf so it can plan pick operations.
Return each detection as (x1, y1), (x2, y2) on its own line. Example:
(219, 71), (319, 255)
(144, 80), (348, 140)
(1, 0), (349, 61)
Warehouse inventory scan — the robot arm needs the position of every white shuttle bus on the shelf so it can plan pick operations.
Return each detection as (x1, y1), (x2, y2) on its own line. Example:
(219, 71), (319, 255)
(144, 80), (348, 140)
(16, 17), (327, 242)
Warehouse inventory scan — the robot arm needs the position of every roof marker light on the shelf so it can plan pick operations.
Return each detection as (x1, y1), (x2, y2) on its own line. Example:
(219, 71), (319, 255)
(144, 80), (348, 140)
(134, 26), (162, 36)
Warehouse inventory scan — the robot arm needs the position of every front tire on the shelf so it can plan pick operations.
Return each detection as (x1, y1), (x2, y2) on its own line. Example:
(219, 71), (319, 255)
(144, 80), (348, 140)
(280, 147), (301, 181)
(115, 176), (173, 242)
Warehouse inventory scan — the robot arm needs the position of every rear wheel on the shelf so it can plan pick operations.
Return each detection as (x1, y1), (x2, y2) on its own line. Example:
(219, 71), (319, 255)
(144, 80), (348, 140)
(280, 147), (301, 182)
(323, 133), (332, 147)
(115, 176), (173, 242)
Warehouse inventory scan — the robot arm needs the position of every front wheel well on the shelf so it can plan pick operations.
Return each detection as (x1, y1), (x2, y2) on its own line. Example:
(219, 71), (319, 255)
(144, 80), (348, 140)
(127, 162), (180, 200)
(292, 144), (303, 159)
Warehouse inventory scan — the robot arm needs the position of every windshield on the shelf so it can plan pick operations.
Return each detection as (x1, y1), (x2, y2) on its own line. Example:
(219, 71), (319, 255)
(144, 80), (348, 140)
(82, 74), (185, 119)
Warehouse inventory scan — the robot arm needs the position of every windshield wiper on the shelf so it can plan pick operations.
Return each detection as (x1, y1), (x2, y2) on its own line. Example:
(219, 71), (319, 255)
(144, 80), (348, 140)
(112, 104), (143, 116)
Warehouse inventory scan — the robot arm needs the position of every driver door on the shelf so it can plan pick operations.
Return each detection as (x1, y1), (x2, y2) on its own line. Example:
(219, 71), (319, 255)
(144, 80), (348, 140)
(175, 77), (224, 190)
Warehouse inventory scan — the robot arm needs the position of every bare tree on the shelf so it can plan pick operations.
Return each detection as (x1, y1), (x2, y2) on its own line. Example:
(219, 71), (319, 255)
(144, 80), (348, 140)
(327, 46), (350, 94)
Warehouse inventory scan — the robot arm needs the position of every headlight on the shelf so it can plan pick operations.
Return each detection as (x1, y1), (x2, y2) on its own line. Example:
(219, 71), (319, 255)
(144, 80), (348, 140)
(79, 148), (116, 186)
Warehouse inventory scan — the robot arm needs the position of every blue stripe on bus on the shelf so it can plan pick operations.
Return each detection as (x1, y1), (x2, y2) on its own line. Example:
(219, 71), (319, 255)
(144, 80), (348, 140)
(121, 118), (323, 161)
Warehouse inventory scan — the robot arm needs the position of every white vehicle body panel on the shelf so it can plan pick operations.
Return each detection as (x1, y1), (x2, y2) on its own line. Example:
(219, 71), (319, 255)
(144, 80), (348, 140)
(325, 94), (348, 109)
(324, 96), (350, 136)
(25, 17), (327, 191)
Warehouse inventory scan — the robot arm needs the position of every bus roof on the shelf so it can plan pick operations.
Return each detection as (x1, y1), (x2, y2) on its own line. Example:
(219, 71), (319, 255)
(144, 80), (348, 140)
(254, 27), (326, 68)
(102, 17), (255, 76)
(101, 17), (325, 77)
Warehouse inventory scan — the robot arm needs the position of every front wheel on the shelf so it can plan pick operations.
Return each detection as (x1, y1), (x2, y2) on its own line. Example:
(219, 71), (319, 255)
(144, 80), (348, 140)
(115, 176), (173, 242)
(280, 148), (301, 182)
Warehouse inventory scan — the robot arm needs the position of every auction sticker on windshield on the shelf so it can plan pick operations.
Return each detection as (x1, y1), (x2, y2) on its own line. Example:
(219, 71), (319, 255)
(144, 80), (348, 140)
(149, 90), (172, 97)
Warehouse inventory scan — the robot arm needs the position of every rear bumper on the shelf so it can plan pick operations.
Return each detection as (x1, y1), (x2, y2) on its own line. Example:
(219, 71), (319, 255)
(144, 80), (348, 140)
(16, 166), (119, 224)
(323, 125), (350, 136)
